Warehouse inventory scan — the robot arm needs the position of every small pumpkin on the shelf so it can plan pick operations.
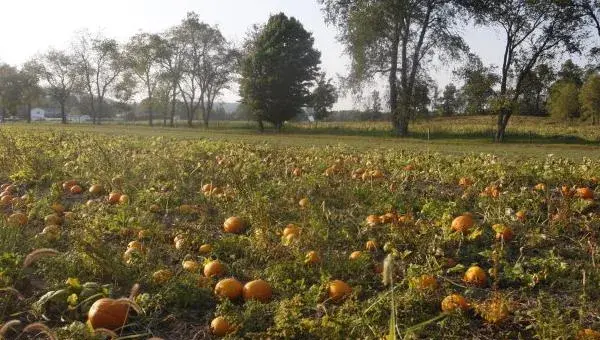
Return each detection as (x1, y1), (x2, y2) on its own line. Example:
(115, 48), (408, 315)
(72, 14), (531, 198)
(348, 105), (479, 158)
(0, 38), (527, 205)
(204, 260), (226, 278)
(243, 279), (272, 303)
(305, 251), (320, 264)
(70, 185), (83, 195)
(214, 278), (243, 300)
(211, 316), (232, 336)
(441, 294), (469, 312)
(223, 216), (245, 233)
(576, 187), (594, 200)
(464, 265), (487, 287)
(328, 280), (352, 302)
(183, 260), (200, 272)
(152, 269), (173, 284)
(451, 214), (474, 232)
(349, 251), (363, 260)
(199, 244), (213, 254)
(493, 224), (514, 241)
(108, 192), (122, 205)
(87, 298), (131, 330)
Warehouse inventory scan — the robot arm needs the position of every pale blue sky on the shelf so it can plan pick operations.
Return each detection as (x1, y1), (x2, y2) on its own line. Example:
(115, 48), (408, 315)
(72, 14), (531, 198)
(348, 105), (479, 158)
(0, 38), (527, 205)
(0, 0), (579, 110)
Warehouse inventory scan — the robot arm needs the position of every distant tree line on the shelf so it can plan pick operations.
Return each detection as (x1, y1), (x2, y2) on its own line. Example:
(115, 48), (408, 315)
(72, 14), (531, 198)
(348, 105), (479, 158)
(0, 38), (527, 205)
(319, 0), (600, 141)
(2, 1), (600, 141)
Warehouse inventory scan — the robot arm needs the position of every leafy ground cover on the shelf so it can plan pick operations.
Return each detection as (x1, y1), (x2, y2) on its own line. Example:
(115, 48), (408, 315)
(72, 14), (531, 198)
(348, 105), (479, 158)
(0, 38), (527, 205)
(0, 126), (599, 339)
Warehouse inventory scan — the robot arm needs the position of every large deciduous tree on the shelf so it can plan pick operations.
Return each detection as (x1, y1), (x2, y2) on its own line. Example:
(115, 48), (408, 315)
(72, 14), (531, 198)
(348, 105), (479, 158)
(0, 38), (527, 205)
(467, 0), (585, 141)
(124, 33), (162, 126)
(310, 74), (338, 121)
(72, 30), (123, 124)
(36, 50), (79, 124)
(173, 12), (234, 128)
(454, 53), (499, 115)
(19, 60), (43, 123)
(580, 73), (600, 124)
(0, 64), (21, 122)
(319, 0), (467, 136)
(240, 13), (321, 131)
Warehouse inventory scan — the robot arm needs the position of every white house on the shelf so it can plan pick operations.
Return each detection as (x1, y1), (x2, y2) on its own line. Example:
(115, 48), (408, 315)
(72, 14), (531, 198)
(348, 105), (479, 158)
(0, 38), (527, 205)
(30, 108), (45, 121)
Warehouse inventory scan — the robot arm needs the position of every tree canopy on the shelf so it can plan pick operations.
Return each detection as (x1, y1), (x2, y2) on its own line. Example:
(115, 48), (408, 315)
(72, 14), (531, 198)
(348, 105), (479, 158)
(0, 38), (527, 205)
(239, 13), (321, 130)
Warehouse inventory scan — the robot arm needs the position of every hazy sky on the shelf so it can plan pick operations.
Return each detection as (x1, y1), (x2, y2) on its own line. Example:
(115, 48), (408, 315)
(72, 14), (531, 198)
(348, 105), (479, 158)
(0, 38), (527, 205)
(0, 0), (550, 109)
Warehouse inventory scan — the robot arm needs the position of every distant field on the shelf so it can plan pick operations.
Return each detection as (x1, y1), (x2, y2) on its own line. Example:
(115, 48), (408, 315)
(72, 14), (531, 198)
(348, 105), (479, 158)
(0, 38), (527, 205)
(2, 115), (599, 160)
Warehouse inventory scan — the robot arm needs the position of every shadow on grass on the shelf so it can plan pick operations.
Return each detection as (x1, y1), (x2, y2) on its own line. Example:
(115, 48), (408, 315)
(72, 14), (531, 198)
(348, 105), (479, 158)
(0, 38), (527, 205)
(261, 125), (599, 145)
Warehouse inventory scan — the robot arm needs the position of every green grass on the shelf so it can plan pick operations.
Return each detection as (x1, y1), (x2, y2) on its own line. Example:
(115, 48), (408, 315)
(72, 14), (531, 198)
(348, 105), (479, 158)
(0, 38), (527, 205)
(3, 115), (600, 160)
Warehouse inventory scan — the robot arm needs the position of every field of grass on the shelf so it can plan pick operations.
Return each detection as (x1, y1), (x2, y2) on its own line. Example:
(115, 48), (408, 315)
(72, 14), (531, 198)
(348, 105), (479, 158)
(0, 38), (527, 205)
(0, 123), (599, 339)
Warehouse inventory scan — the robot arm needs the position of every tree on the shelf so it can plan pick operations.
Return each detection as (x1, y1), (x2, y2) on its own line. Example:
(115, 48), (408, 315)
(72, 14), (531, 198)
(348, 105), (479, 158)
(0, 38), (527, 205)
(155, 28), (186, 127)
(557, 59), (584, 86)
(310, 74), (338, 121)
(72, 30), (124, 124)
(124, 33), (162, 126)
(454, 53), (499, 115)
(0, 64), (21, 122)
(580, 73), (600, 124)
(467, 0), (585, 141)
(36, 50), (79, 124)
(439, 83), (459, 116)
(319, 0), (467, 136)
(19, 61), (43, 122)
(113, 71), (138, 119)
(548, 81), (581, 121)
(573, 0), (600, 39)
(172, 12), (234, 128)
(240, 13), (321, 131)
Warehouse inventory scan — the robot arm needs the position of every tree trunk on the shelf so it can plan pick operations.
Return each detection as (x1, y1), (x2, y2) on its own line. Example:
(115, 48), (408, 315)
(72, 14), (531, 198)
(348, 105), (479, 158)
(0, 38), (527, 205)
(170, 84), (177, 127)
(258, 119), (264, 132)
(26, 103), (31, 123)
(60, 102), (67, 124)
(389, 24), (400, 135)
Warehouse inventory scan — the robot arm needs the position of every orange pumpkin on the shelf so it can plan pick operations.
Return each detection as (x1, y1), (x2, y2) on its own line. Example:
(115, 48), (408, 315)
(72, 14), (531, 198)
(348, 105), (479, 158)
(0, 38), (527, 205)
(515, 210), (526, 222)
(365, 240), (378, 251)
(493, 224), (514, 241)
(451, 214), (474, 232)
(464, 265), (487, 286)
(413, 274), (438, 291)
(576, 187), (594, 200)
(204, 260), (226, 278)
(211, 316), (232, 336)
(119, 194), (130, 204)
(459, 177), (473, 187)
(243, 279), (272, 303)
(366, 215), (380, 227)
(349, 251), (363, 260)
(441, 294), (469, 312)
(199, 244), (213, 254)
(202, 183), (215, 193)
(578, 328), (600, 339)
(8, 212), (28, 226)
(152, 269), (173, 284)
(214, 278), (243, 300)
(87, 298), (131, 330)
(223, 216), (245, 233)
(0, 195), (12, 206)
(299, 198), (309, 208)
(62, 180), (78, 191)
(328, 280), (352, 302)
(305, 251), (320, 264)
(108, 192), (121, 205)
(283, 224), (300, 237)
